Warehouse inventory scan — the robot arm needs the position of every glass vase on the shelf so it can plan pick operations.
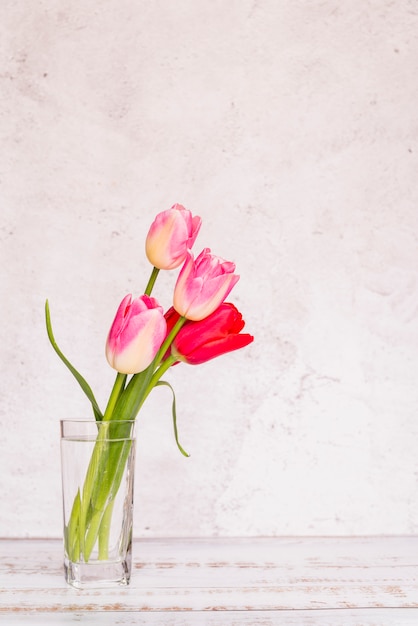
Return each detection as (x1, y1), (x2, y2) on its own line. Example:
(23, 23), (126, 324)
(60, 419), (136, 588)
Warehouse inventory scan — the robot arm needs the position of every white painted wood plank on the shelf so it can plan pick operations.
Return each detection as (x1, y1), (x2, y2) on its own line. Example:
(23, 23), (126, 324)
(2, 610), (418, 626)
(1, 537), (418, 616)
(3, 584), (418, 612)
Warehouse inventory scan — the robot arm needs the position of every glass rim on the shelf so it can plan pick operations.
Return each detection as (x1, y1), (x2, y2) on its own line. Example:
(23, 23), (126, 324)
(60, 418), (137, 442)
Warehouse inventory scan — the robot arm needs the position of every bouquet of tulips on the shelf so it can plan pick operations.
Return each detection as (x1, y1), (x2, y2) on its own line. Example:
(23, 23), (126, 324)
(46, 204), (253, 563)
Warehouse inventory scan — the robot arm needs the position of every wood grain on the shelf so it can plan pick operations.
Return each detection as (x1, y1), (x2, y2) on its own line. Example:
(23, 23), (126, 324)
(1, 537), (418, 624)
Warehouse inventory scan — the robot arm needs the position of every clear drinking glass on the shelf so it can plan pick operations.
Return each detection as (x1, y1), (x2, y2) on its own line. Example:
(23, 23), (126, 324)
(60, 419), (136, 588)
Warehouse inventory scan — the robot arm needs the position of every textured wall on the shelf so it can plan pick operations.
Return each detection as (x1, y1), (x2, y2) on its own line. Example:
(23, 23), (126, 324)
(1, 0), (418, 538)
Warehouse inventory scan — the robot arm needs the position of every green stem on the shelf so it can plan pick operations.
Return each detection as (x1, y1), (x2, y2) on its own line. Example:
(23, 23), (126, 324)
(109, 316), (186, 423)
(103, 372), (127, 422)
(110, 367), (154, 423)
(98, 499), (115, 560)
(77, 431), (108, 558)
(154, 316), (187, 367)
(144, 356), (177, 399)
(66, 292), (188, 562)
(65, 488), (81, 562)
(125, 358), (178, 428)
(80, 268), (158, 556)
(82, 358), (178, 558)
(83, 437), (133, 561)
(144, 266), (160, 296)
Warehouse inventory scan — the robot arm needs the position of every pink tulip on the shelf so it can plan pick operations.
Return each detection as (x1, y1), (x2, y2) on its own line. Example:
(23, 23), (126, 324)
(145, 204), (202, 270)
(165, 303), (254, 365)
(173, 248), (240, 321)
(106, 294), (167, 374)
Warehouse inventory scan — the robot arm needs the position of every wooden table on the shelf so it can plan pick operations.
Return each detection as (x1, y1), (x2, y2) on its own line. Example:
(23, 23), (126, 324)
(1, 537), (418, 624)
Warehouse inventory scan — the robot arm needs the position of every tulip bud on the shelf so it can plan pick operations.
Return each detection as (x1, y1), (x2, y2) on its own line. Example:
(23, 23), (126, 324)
(106, 294), (167, 374)
(145, 204), (202, 270)
(165, 303), (253, 365)
(173, 248), (239, 321)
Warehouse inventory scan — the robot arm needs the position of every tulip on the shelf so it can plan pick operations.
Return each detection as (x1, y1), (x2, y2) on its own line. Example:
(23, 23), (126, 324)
(165, 303), (254, 365)
(106, 294), (167, 374)
(173, 248), (239, 321)
(145, 204), (202, 270)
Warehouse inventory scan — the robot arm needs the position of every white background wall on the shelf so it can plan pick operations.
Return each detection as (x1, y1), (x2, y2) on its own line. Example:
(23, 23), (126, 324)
(1, 0), (418, 539)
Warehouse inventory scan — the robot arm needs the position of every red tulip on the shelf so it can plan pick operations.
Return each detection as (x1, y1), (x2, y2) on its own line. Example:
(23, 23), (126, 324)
(106, 294), (167, 374)
(173, 248), (239, 321)
(164, 303), (253, 365)
(145, 204), (202, 270)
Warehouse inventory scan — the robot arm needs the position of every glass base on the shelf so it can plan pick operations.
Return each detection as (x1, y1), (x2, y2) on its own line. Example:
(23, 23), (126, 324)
(64, 556), (132, 589)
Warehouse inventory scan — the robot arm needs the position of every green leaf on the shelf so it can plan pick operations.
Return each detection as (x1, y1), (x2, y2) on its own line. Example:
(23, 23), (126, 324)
(66, 488), (81, 562)
(45, 300), (103, 421)
(156, 380), (190, 457)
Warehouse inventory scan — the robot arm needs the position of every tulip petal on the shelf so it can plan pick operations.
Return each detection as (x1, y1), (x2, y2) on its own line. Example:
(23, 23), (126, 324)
(165, 302), (253, 366)
(145, 205), (202, 270)
(174, 303), (245, 351)
(178, 333), (254, 365)
(173, 248), (240, 320)
(106, 294), (167, 374)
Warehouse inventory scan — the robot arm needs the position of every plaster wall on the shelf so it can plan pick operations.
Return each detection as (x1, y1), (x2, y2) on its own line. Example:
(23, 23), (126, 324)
(1, 0), (418, 537)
